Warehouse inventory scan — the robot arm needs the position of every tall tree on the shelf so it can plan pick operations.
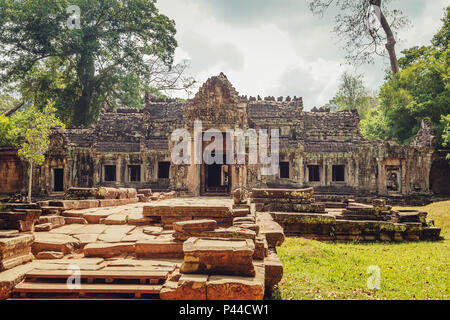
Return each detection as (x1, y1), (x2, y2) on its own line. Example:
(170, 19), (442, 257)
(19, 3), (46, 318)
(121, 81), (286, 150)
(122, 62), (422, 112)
(17, 101), (65, 203)
(332, 72), (374, 119)
(0, 0), (192, 126)
(361, 7), (450, 146)
(308, 0), (409, 73)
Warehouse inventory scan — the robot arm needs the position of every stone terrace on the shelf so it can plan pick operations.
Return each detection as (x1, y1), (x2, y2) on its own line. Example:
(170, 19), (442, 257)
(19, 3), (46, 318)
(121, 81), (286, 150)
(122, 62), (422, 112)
(1, 197), (284, 300)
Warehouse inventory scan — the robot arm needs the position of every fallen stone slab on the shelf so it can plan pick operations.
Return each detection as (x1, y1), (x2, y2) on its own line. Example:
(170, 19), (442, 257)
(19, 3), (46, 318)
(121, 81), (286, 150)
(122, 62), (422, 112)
(39, 215), (65, 226)
(36, 251), (64, 260)
(135, 239), (183, 258)
(83, 211), (115, 224)
(0, 263), (36, 300)
(173, 219), (217, 233)
(61, 210), (85, 218)
(35, 223), (54, 232)
(206, 264), (264, 300)
(32, 233), (80, 255)
(181, 238), (255, 277)
(70, 224), (107, 235)
(142, 226), (164, 236)
(172, 226), (256, 241)
(121, 231), (156, 242)
(104, 214), (128, 225)
(72, 234), (99, 246)
(128, 212), (159, 225)
(84, 242), (135, 258)
(103, 225), (135, 234)
(64, 217), (88, 225)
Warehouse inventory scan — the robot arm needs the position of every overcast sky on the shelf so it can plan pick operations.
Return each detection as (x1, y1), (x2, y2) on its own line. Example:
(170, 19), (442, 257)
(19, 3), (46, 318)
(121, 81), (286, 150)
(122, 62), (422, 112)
(157, 0), (448, 110)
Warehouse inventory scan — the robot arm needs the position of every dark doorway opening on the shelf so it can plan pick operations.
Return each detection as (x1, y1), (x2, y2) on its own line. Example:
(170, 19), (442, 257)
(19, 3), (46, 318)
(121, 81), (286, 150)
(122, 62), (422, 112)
(53, 168), (64, 192)
(204, 153), (229, 194)
(332, 165), (345, 182)
(280, 161), (290, 178)
(158, 162), (171, 179)
(128, 165), (141, 182)
(308, 165), (320, 182)
(104, 165), (116, 182)
(207, 164), (222, 188)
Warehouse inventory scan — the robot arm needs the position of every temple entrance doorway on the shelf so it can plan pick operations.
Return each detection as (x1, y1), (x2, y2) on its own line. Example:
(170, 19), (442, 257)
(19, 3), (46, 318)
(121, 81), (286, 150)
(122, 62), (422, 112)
(53, 168), (64, 192)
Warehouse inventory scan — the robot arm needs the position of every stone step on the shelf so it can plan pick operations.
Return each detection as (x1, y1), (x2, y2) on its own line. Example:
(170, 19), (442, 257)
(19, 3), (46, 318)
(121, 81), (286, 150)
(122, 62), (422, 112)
(13, 282), (161, 299)
(24, 269), (170, 284)
(84, 242), (135, 258)
(173, 219), (217, 233)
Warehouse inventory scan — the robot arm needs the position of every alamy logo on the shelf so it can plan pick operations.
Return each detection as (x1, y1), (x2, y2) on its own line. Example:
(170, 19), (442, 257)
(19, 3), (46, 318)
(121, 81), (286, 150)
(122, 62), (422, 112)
(171, 120), (280, 176)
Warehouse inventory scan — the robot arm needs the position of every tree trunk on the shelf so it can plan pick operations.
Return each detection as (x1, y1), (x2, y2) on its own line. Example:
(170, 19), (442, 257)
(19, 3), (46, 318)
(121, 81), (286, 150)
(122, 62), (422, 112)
(371, 1), (400, 73)
(3, 101), (25, 117)
(73, 87), (93, 126)
(27, 162), (33, 203)
(73, 52), (96, 126)
(379, 11), (400, 73)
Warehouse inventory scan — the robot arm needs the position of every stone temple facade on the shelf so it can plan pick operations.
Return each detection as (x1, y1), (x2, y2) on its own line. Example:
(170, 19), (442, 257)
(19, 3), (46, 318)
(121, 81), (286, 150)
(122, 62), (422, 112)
(1, 73), (449, 198)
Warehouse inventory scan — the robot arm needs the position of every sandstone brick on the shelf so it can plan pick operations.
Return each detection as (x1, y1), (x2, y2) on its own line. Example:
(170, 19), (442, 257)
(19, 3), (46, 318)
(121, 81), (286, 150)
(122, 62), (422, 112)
(181, 238), (255, 277)
(84, 242), (135, 258)
(135, 239), (183, 258)
(206, 264), (264, 300)
(64, 217), (88, 225)
(173, 219), (217, 233)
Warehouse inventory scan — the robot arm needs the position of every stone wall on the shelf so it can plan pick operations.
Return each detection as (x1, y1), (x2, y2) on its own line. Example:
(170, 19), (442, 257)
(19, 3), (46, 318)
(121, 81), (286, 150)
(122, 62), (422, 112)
(0, 73), (448, 198)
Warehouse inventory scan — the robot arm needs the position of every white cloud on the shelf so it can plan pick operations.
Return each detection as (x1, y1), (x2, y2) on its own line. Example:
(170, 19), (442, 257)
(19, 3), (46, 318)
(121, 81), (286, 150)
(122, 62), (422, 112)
(157, 0), (448, 106)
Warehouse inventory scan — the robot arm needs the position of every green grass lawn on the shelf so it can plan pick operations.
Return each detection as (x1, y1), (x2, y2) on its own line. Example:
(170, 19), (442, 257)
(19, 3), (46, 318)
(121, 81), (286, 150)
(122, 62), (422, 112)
(274, 201), (450, 300)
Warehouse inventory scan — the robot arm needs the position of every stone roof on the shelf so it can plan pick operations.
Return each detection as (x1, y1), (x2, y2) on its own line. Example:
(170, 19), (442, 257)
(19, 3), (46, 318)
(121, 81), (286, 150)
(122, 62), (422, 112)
(303, 110), (360, 132)
(247, 101), (301, 121)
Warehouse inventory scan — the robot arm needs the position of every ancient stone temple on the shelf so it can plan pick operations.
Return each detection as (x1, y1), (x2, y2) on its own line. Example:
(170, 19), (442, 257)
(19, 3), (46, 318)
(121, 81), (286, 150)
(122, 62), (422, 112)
(1, 73), (449, 199)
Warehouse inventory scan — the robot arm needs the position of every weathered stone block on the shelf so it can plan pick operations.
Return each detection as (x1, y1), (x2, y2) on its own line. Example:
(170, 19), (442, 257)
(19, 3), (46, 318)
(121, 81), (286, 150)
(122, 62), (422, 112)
(84, 242), (135, 258)
(173, 219), (217, 233)
(135, 239), (183, 258)
(35, 223), (53, 232)
(173, 226), (256, 241)
(264, 250), (283, 289)
(206, 264), (264, 300)
(36, 251), (64, 259)
(64, 217), (88, 225)
(181, 238), (255, 277)
(251, 187), (314, 199)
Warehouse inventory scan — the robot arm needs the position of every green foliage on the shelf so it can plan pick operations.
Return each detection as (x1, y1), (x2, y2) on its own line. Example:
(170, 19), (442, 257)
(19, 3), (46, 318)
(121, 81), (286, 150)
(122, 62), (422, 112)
(0, 114), (12, 145)
(0, 94), (19, 113)
(360, 107), (389, 140)
(17, 100), (65, 166)
(361, 7), (450, 147)
(334, 72), (374, 120)
(0, 0), (179, 126)
(323, 72), (375, 120)
(441, 114), (450, 161)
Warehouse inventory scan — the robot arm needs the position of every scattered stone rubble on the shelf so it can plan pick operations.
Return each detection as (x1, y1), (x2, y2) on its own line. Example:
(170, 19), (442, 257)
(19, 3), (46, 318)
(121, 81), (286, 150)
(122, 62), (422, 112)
(0, 185), (444, 300)
(252, 188), (442, 242)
